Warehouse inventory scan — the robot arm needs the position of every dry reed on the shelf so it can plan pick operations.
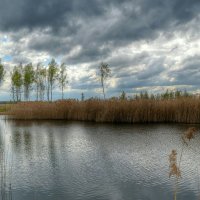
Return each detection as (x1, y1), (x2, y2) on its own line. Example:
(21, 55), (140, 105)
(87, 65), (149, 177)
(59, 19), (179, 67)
(181, 127), (197, 145)
(169, 150), (181, 178)
(7, 97), (200, 123)
(169, 127), (199, 200)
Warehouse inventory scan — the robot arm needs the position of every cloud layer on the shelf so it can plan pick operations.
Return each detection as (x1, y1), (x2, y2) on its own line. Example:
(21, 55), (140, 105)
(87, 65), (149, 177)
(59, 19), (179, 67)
(0, 0), (200, 100)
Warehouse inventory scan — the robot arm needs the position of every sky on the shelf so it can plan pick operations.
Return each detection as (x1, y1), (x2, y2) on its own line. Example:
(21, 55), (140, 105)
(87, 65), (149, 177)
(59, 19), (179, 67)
(0, 0), (200, 100)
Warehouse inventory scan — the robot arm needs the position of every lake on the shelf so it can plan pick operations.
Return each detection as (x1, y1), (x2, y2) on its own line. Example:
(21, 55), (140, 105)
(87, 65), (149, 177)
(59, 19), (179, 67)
(0, 119), (200, 200)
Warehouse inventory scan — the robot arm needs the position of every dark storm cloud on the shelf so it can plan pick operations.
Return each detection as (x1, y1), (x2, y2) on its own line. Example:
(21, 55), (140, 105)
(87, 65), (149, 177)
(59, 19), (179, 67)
(0, 0), (200, 99)
(0, 0), (105, 31)
(108, 54), (200, 94)
(116, 70), (166, 90)
(1, 0), (199, 31)
(113, 78), (167, 92)
(168, 55), (200, 86)
(114, 58), (167, 89)
(0, 0), (199, 63)
(28, 35), (72, 56)
(107, 52), (150, 70)
(66, 45), (111, 64)
(137, 59), (165, 80)
(70, 75), (98, 90)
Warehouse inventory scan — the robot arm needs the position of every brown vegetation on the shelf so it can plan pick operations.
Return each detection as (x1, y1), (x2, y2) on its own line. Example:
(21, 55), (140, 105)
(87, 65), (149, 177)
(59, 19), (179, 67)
(169, 150), (181, 178)
(7, 97), (200, 123)
(181, 127), (197, 145)
(0, 104), (13, 115)
(169, 127), (199, 200)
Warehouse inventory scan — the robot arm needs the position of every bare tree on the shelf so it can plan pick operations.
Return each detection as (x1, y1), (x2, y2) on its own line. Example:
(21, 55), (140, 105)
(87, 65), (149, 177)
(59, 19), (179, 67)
(98, 62), (111, 99)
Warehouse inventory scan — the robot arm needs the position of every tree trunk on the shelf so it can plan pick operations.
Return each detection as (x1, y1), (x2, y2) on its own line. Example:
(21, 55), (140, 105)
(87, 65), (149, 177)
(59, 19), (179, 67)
(62, 85), (64, 100)
(47, 81), (49, 101)
(36, 83), (39, 101)
(101, 77), (105, 99)
(50, 84), (52, 101)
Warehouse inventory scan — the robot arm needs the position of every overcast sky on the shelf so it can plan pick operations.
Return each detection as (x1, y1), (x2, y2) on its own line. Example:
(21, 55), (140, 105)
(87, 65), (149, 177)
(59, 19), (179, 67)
(0, 0), (200, 100)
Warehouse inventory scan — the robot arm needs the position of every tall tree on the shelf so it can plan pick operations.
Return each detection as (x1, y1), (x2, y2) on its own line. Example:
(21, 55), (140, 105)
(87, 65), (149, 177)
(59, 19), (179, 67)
(38, 67), (46, 101)
(35, 63), (47, 101)
(23, 63), (35, 101)
(35, 63), (40, 101)
(98, 62), (111, 99)
(58, 63), (68, 100)
(11, 65), (23, 101)
(10, 82), (15, 101)
(47, 59), (59, 101)
(46, 66), (50, 101)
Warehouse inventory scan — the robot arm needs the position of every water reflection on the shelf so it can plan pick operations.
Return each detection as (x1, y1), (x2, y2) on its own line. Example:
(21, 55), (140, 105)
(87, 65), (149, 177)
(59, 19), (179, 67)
(0, 120), (200, 200)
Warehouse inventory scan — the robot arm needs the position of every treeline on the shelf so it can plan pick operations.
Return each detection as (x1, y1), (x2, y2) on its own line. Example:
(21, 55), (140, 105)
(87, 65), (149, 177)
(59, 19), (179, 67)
(0, 59), (197, 102)
(10, 59), (67, 101)
(117, 89), (193, 100)
(2, 60), (111, 102)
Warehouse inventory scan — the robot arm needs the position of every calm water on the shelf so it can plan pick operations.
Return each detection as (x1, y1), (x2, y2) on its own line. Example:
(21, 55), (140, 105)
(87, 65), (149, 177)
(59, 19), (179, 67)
(0, 119), (200, 200)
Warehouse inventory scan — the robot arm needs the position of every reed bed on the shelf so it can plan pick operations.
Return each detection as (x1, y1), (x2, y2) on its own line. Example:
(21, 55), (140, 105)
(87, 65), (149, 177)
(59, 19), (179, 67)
(6, 97), (200, 123)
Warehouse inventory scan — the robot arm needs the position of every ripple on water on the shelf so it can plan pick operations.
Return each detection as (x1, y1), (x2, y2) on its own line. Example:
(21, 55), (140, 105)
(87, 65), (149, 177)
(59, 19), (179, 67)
(1, 121), (200, 200)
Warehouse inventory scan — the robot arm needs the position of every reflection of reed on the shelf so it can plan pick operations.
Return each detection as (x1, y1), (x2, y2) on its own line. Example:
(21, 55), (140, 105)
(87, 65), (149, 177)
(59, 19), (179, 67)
(0, 123), (12, 200)
(169, 127), (199, 200)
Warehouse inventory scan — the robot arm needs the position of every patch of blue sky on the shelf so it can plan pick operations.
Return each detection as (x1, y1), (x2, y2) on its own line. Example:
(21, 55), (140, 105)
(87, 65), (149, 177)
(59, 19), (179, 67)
(43, 57), (51, 66)
(56, 56), (63, 65)
(43, 57), (61, 66)
(3, 55), (12, 62)
(0, 35), (9, 43)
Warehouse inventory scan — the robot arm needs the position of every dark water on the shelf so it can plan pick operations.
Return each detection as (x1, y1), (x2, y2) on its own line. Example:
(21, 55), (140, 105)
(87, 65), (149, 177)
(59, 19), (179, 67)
(0, 119), (200, 200)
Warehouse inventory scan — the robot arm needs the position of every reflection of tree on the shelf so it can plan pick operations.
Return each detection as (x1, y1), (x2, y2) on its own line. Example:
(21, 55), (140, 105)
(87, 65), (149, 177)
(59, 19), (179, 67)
(12, 131), (22, 153)
(0, 125), (12, 199)
(0, 143), (6, 199)
(47, 130), (57, 170)
(46, 129), (64, 197)
(11, 130), (33, 157)
(23, 130), (32, 155)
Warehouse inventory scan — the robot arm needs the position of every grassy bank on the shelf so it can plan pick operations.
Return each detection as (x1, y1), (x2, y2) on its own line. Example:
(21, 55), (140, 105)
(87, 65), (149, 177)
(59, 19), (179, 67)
(7, 97), (200, 123)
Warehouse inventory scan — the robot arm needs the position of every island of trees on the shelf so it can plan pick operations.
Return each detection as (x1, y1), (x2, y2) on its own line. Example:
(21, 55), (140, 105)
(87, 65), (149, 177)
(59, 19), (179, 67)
(0, 58), (200, 124)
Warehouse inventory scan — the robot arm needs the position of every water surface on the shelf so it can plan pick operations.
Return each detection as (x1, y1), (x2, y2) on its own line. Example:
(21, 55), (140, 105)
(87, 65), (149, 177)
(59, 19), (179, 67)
(0, 119), (200, 200)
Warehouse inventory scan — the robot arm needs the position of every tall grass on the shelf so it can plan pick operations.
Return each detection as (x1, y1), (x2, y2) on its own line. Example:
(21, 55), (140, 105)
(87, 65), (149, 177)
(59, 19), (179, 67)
(7, 97), (200, 123)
